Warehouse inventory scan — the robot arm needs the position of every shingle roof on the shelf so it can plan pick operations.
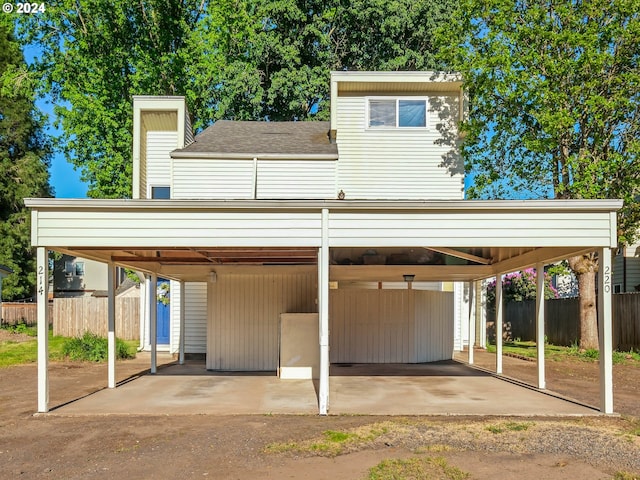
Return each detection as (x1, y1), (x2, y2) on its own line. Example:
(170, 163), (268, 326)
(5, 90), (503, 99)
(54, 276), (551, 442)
(172, 120), (336, 157)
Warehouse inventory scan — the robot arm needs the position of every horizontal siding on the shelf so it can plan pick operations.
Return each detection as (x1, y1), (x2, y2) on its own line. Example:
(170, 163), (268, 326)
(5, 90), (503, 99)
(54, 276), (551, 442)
(336, 95), (464, 200)
(256, 160), (336, 199)
(170, 282), (207, 354)
(207, 273), (316, 370)
(147, 131), (177, 188)
(172, 159), (254, 199)
(328, 212), (614, 248)
(35, 211), (322, 247)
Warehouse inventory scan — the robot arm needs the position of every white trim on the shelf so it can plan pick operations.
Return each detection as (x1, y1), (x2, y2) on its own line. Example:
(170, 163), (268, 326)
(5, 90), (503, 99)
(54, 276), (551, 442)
(536, 262), (546, 389)
(495, 274), (503, 375)
(598, 247), (614, 413)
(107, 263), (116, 388)
(318, 208), (330, 415)
(37, 247), (49, 413)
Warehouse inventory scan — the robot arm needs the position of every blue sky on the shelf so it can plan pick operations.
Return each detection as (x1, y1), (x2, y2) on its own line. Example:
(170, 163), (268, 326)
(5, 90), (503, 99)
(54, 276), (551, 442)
(23, 45), (88, 198)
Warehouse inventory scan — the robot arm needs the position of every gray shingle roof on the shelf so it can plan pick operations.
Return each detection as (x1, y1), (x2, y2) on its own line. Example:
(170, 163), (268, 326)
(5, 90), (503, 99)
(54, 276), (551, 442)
(173, 120), (336, 156)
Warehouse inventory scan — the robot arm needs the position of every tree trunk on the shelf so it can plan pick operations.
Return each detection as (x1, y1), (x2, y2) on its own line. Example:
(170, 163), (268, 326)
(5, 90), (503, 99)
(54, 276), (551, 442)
(568, 253), (599, 350)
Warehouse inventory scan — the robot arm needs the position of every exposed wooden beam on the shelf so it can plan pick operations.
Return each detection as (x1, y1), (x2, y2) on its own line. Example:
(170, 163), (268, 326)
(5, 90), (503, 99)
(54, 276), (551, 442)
(425, 247), (492, 265)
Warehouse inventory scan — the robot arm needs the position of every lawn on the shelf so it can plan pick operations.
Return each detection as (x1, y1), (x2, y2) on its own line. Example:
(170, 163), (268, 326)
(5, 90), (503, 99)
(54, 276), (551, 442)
(0, 325), (137, 367)
(485, 340), (640, 365)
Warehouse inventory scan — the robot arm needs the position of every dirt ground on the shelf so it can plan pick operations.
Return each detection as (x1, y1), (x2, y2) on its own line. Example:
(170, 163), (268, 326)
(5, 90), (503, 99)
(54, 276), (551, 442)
(0, 339), (638, 479)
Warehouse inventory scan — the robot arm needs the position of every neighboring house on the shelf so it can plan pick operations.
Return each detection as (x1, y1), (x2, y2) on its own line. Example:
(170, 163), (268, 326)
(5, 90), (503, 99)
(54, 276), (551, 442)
(0, 264), (12, 304)
(52, 255), (108, 298)
(613, 243), (640, 293)
(27, 71), (620, 415)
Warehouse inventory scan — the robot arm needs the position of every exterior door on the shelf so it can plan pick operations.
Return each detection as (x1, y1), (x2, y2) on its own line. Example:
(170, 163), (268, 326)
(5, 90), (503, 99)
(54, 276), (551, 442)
(156, 279), (170, 345)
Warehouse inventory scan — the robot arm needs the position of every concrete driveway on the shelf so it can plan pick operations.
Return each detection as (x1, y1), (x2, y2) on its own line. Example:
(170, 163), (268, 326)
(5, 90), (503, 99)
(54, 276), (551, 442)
(52, 357), (598, 416)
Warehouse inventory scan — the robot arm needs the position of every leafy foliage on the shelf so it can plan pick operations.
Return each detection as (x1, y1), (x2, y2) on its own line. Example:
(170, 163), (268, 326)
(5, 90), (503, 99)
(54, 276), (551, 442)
(62, 332), (135, 362)
(0, 18), (52, 300)
(486, 268), (559, 307)
(16, 0), (455, 197)
(437, 0), (640, 243)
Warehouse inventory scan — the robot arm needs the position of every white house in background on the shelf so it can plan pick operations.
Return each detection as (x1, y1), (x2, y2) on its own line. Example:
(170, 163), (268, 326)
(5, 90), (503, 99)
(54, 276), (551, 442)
(27, 71), (620, 415)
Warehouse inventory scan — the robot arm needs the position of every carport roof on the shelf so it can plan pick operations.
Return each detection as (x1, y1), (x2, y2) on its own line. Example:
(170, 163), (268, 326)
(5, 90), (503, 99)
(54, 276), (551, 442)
(25, 198), (621, 282)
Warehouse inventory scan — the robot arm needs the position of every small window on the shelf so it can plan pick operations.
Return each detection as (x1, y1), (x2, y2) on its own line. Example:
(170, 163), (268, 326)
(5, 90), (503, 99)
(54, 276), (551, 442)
(368, 98), (428, 128)
(75, 262), (85, 276)
(614, 284), (622, 294)
(151, 186), (171, 199)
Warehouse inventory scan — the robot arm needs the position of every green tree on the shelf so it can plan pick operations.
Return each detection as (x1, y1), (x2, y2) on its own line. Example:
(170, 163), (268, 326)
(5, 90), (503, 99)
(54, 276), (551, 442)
(0, 18), (52, 301)
(17, 0), (455, 194)
(438, 0), (640, 349)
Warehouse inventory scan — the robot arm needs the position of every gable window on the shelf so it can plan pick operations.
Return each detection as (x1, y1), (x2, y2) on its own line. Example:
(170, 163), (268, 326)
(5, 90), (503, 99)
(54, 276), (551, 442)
(368, 98), (427, 128)
(151, 186), (171, 199)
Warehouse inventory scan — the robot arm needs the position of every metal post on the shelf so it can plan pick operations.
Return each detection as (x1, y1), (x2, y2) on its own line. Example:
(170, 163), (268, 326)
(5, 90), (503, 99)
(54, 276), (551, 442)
(36, 247), (49, 413)
(318, 208), (330, 415)
(107, 263), (116, 388)
(495, 274), (503, 374)
(468, 281), (476, 365)
(150, 273), (158, 374)
(598, 248), (614, 413)
(179, 281), (186, 365)
(536, 262), (546, 389)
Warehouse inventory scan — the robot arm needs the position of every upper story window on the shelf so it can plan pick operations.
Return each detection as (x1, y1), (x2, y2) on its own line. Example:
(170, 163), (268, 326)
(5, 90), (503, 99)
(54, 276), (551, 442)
(151, 186), (171, 199)
(368, 98), (428, 128)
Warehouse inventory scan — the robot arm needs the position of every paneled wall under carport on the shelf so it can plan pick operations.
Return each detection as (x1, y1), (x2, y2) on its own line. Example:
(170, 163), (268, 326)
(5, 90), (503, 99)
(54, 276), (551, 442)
(207, 272), (317, 370)
(330, 289), (454, 363)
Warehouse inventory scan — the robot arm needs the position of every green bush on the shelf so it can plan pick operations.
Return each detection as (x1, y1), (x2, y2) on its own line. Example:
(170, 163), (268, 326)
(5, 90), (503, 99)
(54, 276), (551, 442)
(62, 332), (135, 362)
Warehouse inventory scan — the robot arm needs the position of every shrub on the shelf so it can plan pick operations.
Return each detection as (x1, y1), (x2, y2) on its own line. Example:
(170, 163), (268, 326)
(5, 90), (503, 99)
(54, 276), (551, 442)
(62, 332), (134, 362)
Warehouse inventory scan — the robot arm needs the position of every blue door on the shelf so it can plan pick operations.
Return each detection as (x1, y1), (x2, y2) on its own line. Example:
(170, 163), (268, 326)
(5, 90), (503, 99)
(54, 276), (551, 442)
(156, 279), (170, 345)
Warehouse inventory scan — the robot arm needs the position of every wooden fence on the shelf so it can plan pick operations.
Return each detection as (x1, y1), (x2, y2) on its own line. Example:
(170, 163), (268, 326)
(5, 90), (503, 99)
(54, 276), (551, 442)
(53, 297), (140, 340)
(1, 302), (52, 326)
(488, 293), (640, 350)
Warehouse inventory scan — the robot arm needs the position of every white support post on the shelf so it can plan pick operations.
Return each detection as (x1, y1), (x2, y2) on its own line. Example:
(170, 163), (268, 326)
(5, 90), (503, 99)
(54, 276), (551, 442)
(479, 281), (487, 349)
(137, 272), (146, 352)
(495, 275), (503, 374)
(318, 208), (330, 415)
(36, 247), (49, 413)
(179, 281), (186, 365)
(107, 263), (116, 388)
(535, 262), (546, 389)
(598, 248), (614, 414)
(150, 273), (158, 374)
(468, 281), (476, 365)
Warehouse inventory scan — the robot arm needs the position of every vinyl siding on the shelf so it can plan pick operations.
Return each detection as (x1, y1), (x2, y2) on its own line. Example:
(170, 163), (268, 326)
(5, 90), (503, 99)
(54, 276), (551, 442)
(207, 273), (316, 370)
(335, 94), (464, 200)
(614, 243), (640, 292)
(256, 160), (336, 199)
(172, 159), (254, 199)
(146, 131), (177, 192)
(170, 281), (207, 354)
(329, 289), (453, 363)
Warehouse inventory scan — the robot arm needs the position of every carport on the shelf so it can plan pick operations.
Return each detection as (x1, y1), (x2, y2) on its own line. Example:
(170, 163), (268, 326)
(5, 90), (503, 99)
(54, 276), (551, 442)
(27, 198), (620, 415)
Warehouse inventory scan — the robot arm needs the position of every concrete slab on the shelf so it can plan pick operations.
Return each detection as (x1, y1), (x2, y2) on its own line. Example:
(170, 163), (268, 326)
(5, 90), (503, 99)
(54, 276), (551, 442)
(52, 360), (597, 416)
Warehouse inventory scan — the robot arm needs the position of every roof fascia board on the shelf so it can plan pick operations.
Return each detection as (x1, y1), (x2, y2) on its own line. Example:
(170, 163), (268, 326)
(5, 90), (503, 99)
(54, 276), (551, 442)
(24, 198), (623, 212)
(330, 71), (462, 83)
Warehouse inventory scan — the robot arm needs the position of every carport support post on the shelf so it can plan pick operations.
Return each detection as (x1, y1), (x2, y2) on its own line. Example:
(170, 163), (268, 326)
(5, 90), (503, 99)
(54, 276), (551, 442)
(495, 274), (503, 374)
(318, 208), (330, 415)
(36, 247), (49, 413)
(107, 262), (116, 388)
(179, 281), (185, 365)
(468, 281), (475, 365)
(598, 247), (613, 414)
(150, 273), (158, 374)
(535, 262), (546, 389)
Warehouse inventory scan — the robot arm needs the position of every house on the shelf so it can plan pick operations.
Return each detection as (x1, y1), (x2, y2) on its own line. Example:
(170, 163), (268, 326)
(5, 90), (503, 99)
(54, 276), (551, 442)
(613, 242), (640, 293)
(26, 71), (620, 415)
(52, 255), (108, 297)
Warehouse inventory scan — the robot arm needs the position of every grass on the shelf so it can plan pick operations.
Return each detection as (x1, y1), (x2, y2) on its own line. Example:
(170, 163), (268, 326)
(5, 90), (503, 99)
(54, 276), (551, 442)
(0, 325), (137, 367)
(264, 422), (396, 457)
(486, 421), (533, 434)
(368, 456), (470, 480)
(485, 341), (640, 364)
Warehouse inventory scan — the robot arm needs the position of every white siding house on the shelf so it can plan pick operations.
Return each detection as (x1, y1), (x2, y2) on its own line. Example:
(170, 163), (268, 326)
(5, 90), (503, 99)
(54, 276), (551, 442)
(27, 71), (620, 415)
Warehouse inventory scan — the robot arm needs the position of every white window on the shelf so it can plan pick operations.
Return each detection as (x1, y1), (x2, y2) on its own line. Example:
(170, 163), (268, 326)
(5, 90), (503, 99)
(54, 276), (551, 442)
(368, 98), (428, 128)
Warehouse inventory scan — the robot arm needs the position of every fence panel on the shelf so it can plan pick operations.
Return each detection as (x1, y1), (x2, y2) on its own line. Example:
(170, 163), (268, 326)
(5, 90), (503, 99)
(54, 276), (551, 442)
(53, 297), (140, 340)
(1, 302), (53, 326)
(495, 295), (639, 350)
